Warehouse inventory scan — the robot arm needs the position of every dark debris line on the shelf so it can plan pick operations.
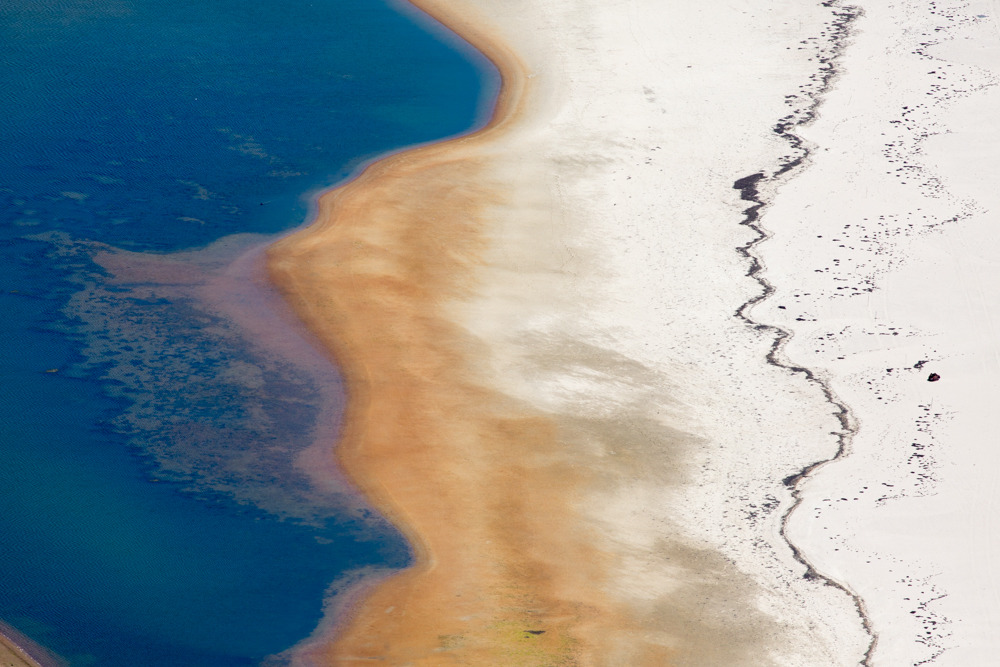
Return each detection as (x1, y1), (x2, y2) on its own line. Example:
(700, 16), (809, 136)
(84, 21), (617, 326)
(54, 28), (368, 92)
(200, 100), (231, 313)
(731, 2), (878, 665)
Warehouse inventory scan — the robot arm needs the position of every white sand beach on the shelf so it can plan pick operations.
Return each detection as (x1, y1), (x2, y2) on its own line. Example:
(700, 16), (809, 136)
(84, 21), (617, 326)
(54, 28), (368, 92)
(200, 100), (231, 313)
(760, 0), (1000, 664)
(268, 0), (1000, 664)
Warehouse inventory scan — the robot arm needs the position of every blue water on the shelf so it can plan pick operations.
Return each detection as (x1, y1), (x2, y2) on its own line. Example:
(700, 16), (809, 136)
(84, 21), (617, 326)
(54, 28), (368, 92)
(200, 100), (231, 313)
(0, 0), (498, 664)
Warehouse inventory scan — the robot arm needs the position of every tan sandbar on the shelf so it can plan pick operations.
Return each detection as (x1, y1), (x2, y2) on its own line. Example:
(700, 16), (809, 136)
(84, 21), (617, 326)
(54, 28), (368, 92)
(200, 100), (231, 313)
(0, 628), (45, 667)
(268, 19), (630, 662)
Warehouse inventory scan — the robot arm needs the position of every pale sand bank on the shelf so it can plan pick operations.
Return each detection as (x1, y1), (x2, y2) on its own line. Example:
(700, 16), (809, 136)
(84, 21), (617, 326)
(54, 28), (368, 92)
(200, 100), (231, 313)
(268, 0), (883, 663)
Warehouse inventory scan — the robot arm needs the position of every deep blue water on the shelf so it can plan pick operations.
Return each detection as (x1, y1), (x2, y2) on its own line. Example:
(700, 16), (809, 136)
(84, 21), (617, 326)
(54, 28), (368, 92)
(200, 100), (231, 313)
(0, 0), (497, 664)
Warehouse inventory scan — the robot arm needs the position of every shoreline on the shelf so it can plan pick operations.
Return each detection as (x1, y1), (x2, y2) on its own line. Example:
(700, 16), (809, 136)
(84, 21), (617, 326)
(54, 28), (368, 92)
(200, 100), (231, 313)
(0, 622), (60, 667)
(0, 633), (39, 667)
(267, 4), (611, 658)
(755, 0), (1000, 663)
(1, 0), (994, 662)
(268, 0), (879, 664)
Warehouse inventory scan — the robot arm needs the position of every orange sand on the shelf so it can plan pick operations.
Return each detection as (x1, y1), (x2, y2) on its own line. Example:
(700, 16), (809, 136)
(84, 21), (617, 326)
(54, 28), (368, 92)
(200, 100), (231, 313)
(0, 642), (38, 667)
(266, 2), (675, 664)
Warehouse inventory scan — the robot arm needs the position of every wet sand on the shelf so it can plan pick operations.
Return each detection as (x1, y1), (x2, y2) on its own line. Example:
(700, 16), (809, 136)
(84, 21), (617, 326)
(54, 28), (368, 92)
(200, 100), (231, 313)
(0, 645), (36, 667)
(268, 27), (620, 661)
(0, 637), (37, 667)
(0, 624), (53, 667)
(269, 0), (878, 664)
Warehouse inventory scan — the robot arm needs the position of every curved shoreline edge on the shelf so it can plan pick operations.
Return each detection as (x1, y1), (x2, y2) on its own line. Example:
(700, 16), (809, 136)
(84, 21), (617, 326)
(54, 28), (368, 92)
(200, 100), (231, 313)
(266, 0), (581, 661)
(0, 622), (59, 667)
(746, 0), (1000, 663)
(730, 3), (878, 663)
(266, 0), (886, 664)
(268, 0), (649, 658)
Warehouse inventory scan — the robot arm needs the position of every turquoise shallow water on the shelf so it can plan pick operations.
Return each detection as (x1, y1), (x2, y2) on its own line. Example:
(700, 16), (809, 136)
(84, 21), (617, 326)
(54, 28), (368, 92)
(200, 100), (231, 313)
(0, 0), (498, 664)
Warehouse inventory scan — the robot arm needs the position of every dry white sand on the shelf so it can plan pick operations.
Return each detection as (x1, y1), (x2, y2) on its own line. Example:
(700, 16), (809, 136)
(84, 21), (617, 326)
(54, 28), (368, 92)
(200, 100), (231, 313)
(439, 0), (875, 662)
(12, 0), (1000, 662)
(447, 0), (1000, 661)
(436, 0), (877, 662)
(758, 0), (1000, 664)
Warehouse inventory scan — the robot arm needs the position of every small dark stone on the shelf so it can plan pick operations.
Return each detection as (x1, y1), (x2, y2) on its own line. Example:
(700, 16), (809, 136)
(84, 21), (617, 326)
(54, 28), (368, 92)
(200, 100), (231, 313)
(927, 373), (941, 382)
(525, 630), (545, 635)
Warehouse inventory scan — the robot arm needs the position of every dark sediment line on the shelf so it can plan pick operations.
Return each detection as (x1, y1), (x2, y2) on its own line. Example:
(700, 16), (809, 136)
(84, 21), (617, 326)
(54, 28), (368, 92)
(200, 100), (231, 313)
(731, 2), (877, 665)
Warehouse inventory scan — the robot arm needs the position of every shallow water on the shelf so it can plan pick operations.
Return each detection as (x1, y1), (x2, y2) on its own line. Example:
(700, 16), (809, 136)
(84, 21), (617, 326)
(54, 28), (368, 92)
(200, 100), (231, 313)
(0, 0), (498, 663)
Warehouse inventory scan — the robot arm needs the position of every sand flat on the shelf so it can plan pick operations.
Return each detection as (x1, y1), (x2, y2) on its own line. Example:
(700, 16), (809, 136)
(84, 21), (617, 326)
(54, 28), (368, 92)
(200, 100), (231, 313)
(0, 626), (48, 667)
(756, 0), (1000, 664)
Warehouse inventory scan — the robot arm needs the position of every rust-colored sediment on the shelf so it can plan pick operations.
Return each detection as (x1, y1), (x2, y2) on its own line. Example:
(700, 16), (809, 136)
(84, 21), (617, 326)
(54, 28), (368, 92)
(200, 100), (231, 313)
(266, 2), (670, 664)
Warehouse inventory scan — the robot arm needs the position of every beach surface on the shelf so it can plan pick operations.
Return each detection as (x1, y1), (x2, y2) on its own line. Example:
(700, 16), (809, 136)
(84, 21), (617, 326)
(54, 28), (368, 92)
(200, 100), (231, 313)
(0, 646), (35, 667)
(0, 625), (50, 667)
(759, 0), (1000, 664)
(269, 0), (871, 663)
(0, 638), (37, 667)
(269, 0), (1000, 664)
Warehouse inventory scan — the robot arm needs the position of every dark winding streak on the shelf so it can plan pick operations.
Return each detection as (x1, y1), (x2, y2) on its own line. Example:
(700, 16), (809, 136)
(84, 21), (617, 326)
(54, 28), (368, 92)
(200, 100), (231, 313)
(731, 2), (878, 665)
